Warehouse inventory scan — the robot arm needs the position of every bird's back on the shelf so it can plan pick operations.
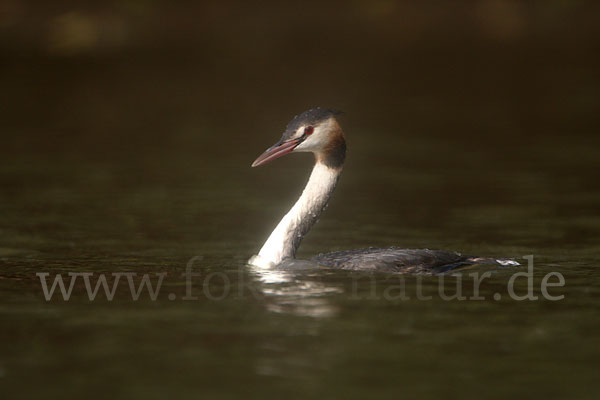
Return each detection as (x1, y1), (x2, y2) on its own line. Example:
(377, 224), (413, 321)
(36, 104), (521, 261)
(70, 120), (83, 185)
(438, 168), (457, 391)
(311, 247), (509, 274)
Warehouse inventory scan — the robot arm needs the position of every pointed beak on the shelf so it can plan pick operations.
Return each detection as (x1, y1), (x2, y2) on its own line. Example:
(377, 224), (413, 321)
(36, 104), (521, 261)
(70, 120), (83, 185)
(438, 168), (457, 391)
(251, 138), (301, 167)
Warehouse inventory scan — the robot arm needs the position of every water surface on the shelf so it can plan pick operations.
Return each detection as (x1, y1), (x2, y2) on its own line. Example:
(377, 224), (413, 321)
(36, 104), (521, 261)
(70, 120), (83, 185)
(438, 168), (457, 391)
(1, 2), (600, 398)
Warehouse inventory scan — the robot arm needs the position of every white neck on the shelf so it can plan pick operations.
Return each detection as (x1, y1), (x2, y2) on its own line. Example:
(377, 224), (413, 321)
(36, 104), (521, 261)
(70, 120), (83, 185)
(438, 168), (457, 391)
(250, 161), (342, 268)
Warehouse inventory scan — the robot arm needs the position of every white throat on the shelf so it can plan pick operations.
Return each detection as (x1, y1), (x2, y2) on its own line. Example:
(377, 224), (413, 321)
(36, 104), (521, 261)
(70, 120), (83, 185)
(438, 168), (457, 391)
(249, 161), (342, 268)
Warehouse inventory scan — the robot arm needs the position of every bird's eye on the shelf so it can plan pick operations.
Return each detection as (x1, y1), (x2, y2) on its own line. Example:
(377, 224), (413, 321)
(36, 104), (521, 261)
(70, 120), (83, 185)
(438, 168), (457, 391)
(304, 126), (314, 136)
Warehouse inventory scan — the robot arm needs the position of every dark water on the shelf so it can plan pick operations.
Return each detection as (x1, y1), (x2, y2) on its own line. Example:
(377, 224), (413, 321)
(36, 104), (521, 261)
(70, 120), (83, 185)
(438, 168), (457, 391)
(2, 2), (600, 399)
(2, 135), (599, 399)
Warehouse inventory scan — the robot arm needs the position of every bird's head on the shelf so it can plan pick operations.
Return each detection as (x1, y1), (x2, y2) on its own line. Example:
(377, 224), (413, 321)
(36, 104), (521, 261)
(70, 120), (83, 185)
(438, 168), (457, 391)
(251, 108), (346, 168)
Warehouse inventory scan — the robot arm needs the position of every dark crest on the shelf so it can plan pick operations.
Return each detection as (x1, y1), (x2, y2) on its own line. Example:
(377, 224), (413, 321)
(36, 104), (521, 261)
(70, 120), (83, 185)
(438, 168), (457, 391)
(282, 107), (343, 140)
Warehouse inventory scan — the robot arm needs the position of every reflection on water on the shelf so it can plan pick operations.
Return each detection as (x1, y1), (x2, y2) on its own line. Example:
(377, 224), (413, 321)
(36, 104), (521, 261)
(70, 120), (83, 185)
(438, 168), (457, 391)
(248, 261), (342, 318)
(262, 281), (341, 318)
(249, 264), (292, 284)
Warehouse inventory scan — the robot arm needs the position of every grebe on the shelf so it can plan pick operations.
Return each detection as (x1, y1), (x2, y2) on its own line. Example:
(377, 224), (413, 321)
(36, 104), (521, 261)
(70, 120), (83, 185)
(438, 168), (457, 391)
(248, 108), (517, 273)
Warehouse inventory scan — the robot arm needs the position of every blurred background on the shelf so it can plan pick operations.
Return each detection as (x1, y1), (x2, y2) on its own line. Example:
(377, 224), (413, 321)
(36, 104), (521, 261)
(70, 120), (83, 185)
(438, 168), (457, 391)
(1, 0), (599, 253)
(2, 0), (599, 155)
(1, 1), (600, 399)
